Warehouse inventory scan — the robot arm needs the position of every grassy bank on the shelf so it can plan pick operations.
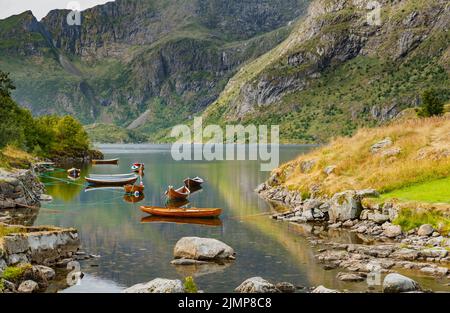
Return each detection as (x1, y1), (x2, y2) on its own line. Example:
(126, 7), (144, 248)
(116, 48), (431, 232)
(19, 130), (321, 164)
(273, 116), (449, 202)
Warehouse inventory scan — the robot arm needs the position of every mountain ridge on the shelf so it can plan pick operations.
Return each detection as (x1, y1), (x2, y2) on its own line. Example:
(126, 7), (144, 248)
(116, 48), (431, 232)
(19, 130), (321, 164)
(0, 0), (311, 139)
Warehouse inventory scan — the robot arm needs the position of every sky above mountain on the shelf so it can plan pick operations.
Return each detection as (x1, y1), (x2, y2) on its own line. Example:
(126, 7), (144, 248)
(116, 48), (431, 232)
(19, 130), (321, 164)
(0, 0), (114, 20)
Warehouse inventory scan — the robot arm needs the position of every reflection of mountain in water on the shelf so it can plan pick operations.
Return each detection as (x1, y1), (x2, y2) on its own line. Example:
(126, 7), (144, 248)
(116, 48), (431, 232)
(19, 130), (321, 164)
(35, 145), (359, 292)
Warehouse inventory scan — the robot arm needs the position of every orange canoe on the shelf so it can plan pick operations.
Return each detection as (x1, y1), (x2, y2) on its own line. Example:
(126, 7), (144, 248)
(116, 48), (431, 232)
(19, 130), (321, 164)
(165, 186), (190, 200)
(140, 206), (222, 218)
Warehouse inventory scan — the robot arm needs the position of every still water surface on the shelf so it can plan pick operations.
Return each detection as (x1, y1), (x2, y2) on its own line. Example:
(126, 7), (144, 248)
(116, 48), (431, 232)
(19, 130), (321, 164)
(35, 145), (449, 293)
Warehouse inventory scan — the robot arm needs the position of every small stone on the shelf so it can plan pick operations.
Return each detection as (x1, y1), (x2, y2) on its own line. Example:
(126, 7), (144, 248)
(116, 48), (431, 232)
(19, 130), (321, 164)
(337, 272), (365, 282)
(123, 278), (185, 293)
(235, 277), (280, 293)
(275, 282), (296, 293)
(18, 280), (39, 293)
(417, 224), (434, 237)
(342, 220), (354, 227)
(328, 222), (342, 229)
(382, 223), (402, 238)
(432, 232), (440, 237)
(311, 285), (340, 293)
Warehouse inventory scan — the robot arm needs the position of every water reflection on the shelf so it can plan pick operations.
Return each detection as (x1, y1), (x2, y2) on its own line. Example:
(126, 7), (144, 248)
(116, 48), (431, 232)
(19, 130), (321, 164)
(33, 145), (390, 293)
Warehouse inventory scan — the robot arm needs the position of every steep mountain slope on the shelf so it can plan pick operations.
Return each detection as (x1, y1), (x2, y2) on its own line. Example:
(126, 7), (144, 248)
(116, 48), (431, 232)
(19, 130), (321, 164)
(0, 0), (311, 139)
(204, 0), (450, 143)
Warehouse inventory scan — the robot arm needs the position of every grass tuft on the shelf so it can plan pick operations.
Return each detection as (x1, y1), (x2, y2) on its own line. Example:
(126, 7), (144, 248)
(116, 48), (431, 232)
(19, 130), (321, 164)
(393, 208), (450, 235)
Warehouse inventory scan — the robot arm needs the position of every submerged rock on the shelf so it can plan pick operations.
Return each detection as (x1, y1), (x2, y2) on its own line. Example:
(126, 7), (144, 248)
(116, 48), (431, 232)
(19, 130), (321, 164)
(235, 277), (280, 293)
(383, 273), (421, 293)
(123, 278), (185, 293)
(173, 237), (235, 261)
(311, 285), (340, 293)
(275, 282), (296, 293)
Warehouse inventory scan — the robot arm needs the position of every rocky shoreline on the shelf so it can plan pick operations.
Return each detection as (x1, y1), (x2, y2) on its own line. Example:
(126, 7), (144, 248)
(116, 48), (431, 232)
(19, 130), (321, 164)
(254, 179), (450, 290)
(0, 166), (86, 293)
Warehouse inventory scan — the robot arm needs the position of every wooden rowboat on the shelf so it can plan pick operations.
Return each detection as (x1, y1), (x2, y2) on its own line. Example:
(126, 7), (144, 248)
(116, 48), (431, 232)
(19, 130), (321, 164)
(89, 173), (136, 178)
(124, 184), (145, 194)
(141, 216), (222, 226)
(140, 206), (222, 218)
(184, 177), (204, 188)
(85, 175), (137, 186)
(92, 158), (119, 165)
(67, 168), (81, 178)
(165, 186), (190, 200)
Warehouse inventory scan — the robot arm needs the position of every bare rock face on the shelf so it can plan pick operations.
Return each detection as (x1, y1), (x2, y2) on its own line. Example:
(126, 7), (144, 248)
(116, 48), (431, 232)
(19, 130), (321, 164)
(235, 277), (280, 293)
(173, 237), (235, 261)
(123, 278), (185, 293)
(1, 226), (80, 266)
(0, 169), (44, 209)
(383, 273), (421, 293)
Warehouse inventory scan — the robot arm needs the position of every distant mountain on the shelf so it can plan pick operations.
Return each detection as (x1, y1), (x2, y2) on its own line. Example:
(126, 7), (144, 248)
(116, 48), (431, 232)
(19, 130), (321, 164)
(203, 0), (450, 143)
(0, 0), (311, 142)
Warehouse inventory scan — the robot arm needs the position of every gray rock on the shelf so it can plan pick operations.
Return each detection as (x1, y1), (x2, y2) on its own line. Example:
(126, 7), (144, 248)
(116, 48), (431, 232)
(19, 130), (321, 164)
(383, 273), (420, 293)
(420, 248), (448, 259)
(342, 220), (355, 227)
(324, 165), (336, 175)
(123, 278), (185, 293)
(33, 265), (56, 280)
(368, 213), (390, 224)
(311, 285), (340, 293)
(18, 280), (39, 293)
(337, 272), (365, 282)
(39, 194), (53, 201)
(382, 223), (402, 238)
(173, 237), (235, 261)
(417, 224), (434, 237)
(356, 189), (379, 198)
(275, 282), (296, 293)
(235, 277), (280, 293)
(300, 159), (316, 173)
(420, 267), (448, 276)
(381, 147), (401, 157)
(371, 138), (392, 153)
(329, 190), (363, 222)
(391, 248), (419, 261)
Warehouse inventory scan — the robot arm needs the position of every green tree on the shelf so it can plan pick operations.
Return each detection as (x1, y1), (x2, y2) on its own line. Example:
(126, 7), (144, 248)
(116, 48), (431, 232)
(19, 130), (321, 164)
(420, 89), (444, 117)
(0, 71), (15, 97)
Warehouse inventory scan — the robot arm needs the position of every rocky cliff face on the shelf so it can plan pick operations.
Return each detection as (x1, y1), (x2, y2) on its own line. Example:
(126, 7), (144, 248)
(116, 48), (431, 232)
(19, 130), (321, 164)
(204, 0), (450, 142)
(0, 0), (311, 140)
(0, 169), (44, 210)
